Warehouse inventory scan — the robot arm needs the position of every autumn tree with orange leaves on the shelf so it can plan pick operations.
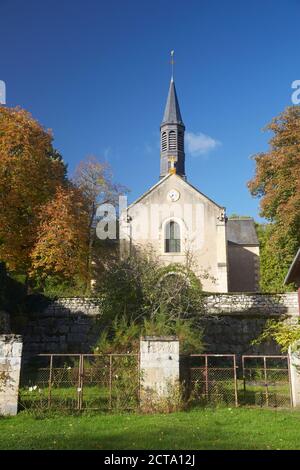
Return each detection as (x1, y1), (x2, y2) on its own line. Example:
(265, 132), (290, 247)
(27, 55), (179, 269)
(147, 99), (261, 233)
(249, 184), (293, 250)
(30, 186), (90, 285)
(0, 106), (66, 275)
(0, 107), (126, 294)
(248, 105), (300, 291)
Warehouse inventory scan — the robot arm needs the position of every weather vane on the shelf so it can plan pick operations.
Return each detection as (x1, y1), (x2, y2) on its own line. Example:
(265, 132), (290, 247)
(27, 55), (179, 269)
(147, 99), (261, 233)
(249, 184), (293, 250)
(170, 50), (175, 81)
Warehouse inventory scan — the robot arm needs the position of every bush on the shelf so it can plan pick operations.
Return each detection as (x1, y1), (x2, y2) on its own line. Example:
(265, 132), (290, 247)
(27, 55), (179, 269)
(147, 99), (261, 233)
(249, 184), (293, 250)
(96, 249), (205, 325)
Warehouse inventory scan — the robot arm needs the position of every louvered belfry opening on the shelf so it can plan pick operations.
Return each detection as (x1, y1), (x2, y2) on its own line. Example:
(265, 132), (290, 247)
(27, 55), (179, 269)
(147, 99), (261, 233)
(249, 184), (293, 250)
(168, 130), (177, 151)
(161, 131), (167, 152)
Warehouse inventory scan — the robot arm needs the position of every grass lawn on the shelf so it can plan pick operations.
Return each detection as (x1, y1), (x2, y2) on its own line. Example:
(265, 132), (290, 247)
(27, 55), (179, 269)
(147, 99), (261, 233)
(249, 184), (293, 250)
(1, 407), (300, 450)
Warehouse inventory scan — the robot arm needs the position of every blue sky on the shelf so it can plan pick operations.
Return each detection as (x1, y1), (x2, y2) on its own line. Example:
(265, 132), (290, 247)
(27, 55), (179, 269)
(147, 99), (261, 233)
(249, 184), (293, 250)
(1, 0), (299, 220)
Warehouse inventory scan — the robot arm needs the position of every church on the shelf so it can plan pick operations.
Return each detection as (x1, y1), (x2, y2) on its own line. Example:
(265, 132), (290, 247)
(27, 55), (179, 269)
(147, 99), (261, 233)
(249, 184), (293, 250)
(120, 75), (259, 293)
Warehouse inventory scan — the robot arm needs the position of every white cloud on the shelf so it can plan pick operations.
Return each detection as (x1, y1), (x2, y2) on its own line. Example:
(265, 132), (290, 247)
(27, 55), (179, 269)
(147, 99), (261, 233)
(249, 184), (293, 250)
(185, 132), (221, 157)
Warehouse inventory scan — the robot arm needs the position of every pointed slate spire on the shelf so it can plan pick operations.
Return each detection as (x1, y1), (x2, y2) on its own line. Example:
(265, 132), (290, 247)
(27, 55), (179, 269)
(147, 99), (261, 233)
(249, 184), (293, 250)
(160, 78), (186, 179)
(162, 79), (184, 125)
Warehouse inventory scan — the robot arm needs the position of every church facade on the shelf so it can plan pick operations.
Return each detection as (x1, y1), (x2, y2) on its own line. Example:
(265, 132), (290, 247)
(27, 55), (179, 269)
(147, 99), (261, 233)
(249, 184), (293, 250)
(120, 78), (259, 293)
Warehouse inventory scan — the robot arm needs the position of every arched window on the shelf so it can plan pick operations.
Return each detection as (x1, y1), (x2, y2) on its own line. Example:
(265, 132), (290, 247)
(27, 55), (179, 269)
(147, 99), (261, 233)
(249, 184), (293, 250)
(161, 132), (167, 152)
(165, 220), (181, 253)
(168, 130), (176, 151)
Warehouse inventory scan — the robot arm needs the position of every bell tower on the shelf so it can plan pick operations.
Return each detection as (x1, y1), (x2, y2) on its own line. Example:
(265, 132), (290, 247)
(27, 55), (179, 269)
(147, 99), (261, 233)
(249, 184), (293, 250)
(160, 54), (185, 179)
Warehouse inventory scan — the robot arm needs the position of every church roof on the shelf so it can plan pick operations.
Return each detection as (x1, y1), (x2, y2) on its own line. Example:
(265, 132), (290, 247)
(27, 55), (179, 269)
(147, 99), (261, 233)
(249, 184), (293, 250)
(161, 79), (184, 125)
(127, 173), (224, 210)
(226, 218), (259, 246)
(284, 247), (300, 286)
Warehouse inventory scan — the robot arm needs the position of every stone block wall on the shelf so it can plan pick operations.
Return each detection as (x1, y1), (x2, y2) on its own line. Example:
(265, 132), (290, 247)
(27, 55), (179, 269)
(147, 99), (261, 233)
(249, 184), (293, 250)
(0, 334), (23, 415)
(203, 292), (298, 316)
(19, 293), (299, 361)
(22, 298), (102, 360)
(0, 311), (10, 334)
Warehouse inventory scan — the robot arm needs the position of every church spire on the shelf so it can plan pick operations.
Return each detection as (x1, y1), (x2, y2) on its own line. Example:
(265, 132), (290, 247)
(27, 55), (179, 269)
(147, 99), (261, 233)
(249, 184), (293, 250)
(161, 80), (184, 125)
(160, 52), (186, 179)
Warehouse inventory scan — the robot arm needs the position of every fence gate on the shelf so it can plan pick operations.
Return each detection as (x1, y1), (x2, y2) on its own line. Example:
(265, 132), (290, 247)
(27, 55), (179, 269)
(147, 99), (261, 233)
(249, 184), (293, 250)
(182, 354), (238, 406)
(242, 355), (292, 408)
(19, 353), (139, 411)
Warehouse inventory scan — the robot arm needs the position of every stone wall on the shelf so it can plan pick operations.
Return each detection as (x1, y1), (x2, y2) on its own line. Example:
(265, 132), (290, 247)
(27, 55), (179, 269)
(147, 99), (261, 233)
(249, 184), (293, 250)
(200, 293), (298, 360)
(0, 334), (23, 415)
(20, 293), (299, 360)
(22, 298), (102, 360)
(203, 292), (298, 316)
(0, 311), (10, 334)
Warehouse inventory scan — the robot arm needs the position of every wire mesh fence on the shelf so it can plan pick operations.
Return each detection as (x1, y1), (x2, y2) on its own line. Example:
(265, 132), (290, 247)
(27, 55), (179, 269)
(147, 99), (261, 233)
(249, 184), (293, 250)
(241, 355), (291, 408)
(181, 354), (238, 406)
(19, 353), (139, 411)
(19, 353), (292, 411)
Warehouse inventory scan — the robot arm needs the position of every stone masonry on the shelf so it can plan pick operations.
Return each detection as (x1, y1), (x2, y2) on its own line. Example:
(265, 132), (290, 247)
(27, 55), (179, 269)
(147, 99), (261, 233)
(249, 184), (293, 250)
(0, 334), (23, 415)
(140, 336), (179, 399)
(20, 293), (299, 360)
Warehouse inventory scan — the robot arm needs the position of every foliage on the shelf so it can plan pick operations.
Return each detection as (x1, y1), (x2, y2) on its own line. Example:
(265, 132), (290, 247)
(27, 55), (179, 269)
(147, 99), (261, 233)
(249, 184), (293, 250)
(94, 313), (204, 355)
(96, 249), (204, 325)
(255, 223), (296, 292)
(143, 311), (204, 354)
(140, 381), (187, 414)
(94, 316), (141, 354)
(93, 249), (205, 354)
(248, 106), (300, 291)
(30, 186), (90, 287)
(253, 319), (300, 352)
(0, 107), (125, 294)
(73, 156), (128, 285)
(40, 275), (88, 298)
(0, 106), (66, 273)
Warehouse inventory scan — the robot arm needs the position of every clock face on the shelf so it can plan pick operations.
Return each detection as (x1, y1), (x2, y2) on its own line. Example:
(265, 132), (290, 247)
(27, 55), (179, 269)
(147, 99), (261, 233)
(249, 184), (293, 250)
(167, 189), (180, 202)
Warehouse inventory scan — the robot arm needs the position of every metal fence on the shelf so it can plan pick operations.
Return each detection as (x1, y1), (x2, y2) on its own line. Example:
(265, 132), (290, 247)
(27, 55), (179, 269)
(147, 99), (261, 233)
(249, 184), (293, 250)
(181, 354), (238, 406)
(241, 355), (292, 408)
(19, 353), (292, 411)
(19, 353), (140, 411)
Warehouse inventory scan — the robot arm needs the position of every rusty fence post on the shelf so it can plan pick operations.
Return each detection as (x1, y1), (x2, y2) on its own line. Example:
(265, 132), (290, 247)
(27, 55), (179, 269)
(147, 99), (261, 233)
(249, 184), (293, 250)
(233, 355), (238, 407)
(109, 354), (112, 410)
(205, 355), (209, 401)
(287, 354), (293, 408)
(263, 356), (269, 407)
(48, 354), (53, 409)
(77, 355), (83, 410)
(242, 355), (246, 404)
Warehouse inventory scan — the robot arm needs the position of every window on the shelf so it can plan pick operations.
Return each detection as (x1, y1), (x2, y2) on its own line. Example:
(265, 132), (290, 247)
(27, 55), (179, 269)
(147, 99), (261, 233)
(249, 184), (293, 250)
(168, 130), (176, 151)
(165, 220), (181, 253)
(161, 132), (167, 152)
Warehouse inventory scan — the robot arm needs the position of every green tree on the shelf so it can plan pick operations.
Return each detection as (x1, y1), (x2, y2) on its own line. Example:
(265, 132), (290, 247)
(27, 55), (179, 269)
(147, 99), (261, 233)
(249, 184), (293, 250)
(255, 223), (296, 292)
(248, 106), (300, 291)
(253, 319), (300, 352)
